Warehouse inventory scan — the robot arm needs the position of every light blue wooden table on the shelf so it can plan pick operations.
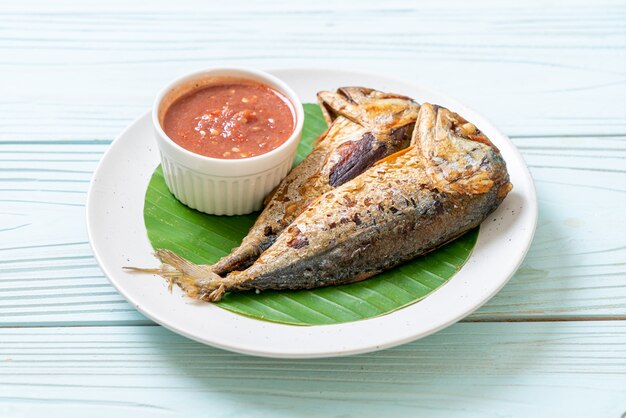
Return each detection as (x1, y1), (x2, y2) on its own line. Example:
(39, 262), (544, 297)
(1, 0), (625, 416)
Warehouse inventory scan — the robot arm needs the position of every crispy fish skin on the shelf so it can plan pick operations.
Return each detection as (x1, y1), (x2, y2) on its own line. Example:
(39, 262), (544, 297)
(210, 89), (419, 276)
(317, 87), (419, 134)
(210, 116), (367, 275)
(414, 104), (509, 196)
(142, 103), (511, 301)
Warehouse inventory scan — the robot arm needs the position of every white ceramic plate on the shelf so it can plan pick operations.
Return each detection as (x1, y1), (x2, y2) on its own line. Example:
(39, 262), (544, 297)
(87, 69), (537, 358)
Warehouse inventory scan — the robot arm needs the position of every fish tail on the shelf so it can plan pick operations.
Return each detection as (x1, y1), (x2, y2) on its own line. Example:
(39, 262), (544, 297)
(124, 249), (229, 302)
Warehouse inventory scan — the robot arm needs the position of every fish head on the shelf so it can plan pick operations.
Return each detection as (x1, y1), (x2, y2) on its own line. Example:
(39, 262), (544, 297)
(317, 87), (420, 135)
(415, 103), (512, 197)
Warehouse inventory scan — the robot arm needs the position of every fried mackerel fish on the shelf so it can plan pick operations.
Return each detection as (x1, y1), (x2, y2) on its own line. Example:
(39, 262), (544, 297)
(129, 103), (512, 302)
(209, 87), (419, 275)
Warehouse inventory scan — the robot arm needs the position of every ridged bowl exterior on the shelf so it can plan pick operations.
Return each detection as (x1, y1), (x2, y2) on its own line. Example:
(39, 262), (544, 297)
(151, 67), (304, 216)
(159, 151), (295, 215)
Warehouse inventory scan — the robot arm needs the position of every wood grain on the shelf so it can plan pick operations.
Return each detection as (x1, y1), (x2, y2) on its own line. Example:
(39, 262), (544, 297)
(1, 322), (626, 417)
(0, 0), (624, 141)
(1, 0), (625, 414)
(1, 135), (624, 325)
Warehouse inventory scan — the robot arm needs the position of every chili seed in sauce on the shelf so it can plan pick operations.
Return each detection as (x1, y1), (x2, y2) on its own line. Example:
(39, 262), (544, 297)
(163, 81), (295, 159)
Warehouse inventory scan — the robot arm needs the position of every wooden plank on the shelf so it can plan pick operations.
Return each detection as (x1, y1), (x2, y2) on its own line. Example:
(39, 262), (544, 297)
(0, 0), (624, 140)
(0, 135), (625, 325)
(473, 135), (626, 320)
(0, 143), (148, 325)
(1, 322), (625, 417)
(1, 0), (624, 415)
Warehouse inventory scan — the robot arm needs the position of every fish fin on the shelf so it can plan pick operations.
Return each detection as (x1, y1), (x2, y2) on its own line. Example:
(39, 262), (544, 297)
(319, 88), (420, 132)
(208, 284), (226, 302)
(124, 249), (230, 302)
(318, 87), (378, 121)
(153, 249), (212, 278)
(317, 90), (362, 126)
(336, 87), (373, 103)
(338, 86), (413, 103)
(317, 91), (340, 125)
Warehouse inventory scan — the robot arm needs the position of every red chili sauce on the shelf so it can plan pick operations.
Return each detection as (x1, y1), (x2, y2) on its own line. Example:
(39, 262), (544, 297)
(163, 81), (295, 159)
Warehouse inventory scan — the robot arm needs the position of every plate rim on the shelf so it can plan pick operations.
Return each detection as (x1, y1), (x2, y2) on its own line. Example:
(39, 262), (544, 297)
(87, 68), (538, 358)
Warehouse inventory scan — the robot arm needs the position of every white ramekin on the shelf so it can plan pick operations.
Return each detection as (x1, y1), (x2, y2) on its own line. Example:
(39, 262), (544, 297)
(152, 67), (304, 216)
